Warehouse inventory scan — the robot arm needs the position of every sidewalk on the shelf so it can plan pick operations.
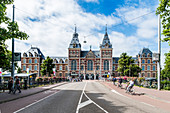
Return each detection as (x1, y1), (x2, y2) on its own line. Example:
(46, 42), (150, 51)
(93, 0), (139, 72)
(101, 81), (170, 103)
(0, 82), (67, 104)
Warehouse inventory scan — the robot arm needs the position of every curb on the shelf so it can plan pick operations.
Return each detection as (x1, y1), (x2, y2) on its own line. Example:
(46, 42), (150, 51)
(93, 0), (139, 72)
(0, 82), (67, 104)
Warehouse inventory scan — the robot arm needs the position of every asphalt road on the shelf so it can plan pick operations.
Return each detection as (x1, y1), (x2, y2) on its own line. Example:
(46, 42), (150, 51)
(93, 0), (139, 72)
(1, 81), (169, 113)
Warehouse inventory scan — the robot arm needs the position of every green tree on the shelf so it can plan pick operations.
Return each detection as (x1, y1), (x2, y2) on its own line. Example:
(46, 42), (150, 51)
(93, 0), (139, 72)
(17, 67), (22, 73)
(156, 0), (170, 45)
(0, 0), (29, 70)
(41, 56), (55, 77)
(117, 53), (141, 77)
(161, 52), (170, 80)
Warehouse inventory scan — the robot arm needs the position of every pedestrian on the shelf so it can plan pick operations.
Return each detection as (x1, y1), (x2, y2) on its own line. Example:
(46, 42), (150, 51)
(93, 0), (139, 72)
(112, 77), (116, 86)
(8, 77), (13, 94)
(117, 77), (122, 88)
(13, 76), (21, 94)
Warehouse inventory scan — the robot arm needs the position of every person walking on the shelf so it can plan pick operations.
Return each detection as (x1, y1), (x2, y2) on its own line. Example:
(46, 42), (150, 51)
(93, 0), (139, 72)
(112, 77), (116, 86)
(13, 76), (21, 94)
(8, 77), (13, 94)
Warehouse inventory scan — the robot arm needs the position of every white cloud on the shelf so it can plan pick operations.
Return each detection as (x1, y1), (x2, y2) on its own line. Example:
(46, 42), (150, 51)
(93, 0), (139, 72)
(84, 0), (99, 4)
(5, 0), (120, 57)
(5, 0), (169, 68)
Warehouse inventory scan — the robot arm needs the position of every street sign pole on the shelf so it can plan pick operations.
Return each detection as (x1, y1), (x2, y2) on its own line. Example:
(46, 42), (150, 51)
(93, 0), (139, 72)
(11, 5), (15, 89)
(157, 0), (161, 90)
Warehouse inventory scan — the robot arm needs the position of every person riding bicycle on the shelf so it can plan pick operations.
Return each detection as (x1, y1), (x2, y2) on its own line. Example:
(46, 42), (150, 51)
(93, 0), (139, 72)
(126, 79), (134, 92)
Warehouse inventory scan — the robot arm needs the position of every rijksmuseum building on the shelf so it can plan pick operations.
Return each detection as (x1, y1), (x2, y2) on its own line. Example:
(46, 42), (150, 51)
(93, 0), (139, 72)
(21, 27), (157, 80)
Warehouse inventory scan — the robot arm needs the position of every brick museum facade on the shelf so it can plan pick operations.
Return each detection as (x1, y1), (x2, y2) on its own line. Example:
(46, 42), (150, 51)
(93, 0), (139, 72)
(21, 27), (157, 80)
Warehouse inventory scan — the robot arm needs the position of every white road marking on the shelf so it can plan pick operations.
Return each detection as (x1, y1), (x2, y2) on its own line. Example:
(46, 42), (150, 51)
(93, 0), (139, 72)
(84, 93), (109, 113)
(141, 102), (155, 108)
(13, 91), (60, 113)
(111, 89), (130, 99)
(78, 100), (93, 109)
(76, 82), (87, 113)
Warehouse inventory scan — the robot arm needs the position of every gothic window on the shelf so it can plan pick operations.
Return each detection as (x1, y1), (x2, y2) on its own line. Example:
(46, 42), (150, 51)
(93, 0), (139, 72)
(29, 59), (32, 63)
(142, 66), (145, 71)
(59, 66), (62, 70)
(104, 60), (109, 70)
(34, 59), (37, 63)
(147, 60), (150, 64)
(87, 60), (93, 70)
(142, 60), (145, 64)
(153, 66), (156, 71)
(23, 59), (26, 63)
(81, 65), (84, 70)
(71, 60), (77, 70)
(34, 66), (37, 70)
(147, 66), (150, 70)
(96, 66), (99, 70)
(23, 65), (26, 71)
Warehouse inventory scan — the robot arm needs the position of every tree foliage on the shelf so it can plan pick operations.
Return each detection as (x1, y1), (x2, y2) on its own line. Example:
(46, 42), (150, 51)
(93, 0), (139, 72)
(17, 67), (22, 73)
(156, 0), (170, 45)
(117, 53), (141, 77)
(0, 0), (29, 70)
(161, 52), (170, 80)
(41, 56), (55, 77)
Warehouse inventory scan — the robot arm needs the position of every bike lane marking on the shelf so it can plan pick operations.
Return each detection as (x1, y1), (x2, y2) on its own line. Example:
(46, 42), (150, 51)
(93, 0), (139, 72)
(13, 83), (73, 113)
(13, 91), (60, 113)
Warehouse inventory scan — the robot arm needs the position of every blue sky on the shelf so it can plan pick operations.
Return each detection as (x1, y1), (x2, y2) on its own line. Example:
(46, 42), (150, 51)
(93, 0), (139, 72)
(5, 0), (169, 68)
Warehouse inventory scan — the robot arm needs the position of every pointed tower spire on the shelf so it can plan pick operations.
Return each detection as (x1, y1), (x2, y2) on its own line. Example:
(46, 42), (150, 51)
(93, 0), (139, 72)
(100, 24), (112, 48)
(69, 25), (81, 48)
(75, 24), (77, 33)
(105, 24), (107, 33)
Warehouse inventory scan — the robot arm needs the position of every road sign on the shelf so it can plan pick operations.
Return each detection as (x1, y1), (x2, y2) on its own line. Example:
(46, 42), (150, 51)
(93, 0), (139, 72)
(14, 52), (21, 61)
(0, 68), (2, 76)
(53, 68), (55, 76)
(27, 68), (29, 74)
(152, 53), (159, 62)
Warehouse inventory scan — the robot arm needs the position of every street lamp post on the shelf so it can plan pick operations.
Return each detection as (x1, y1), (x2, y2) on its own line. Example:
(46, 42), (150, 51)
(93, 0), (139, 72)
(157, 0), (161, 90)
(11, 5), (15, 89)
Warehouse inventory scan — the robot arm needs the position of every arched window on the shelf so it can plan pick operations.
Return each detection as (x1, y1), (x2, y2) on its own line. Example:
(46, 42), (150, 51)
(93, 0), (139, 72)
(87, 60), (93, 70)
(71, 60), (77, 70)
(104, 60), (109, 70)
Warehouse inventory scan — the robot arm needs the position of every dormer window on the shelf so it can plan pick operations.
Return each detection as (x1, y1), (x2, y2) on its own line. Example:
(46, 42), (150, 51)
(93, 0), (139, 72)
(23, 53), (27, 57)
(29, 52), (33, 57)
(143, 53), (145, 57)
(73, 43), (76, 48)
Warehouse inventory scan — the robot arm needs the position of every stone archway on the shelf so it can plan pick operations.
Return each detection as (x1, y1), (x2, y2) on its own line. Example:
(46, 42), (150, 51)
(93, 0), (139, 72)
(91, 74), (94, 80)
(86, 74), (89, 80)
(96, 74), (99, 80)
